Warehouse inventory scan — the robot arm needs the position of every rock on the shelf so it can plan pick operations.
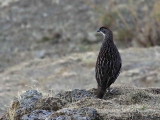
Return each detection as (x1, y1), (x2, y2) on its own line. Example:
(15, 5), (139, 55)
(5, 90), (42, 120)
(46, 107), (99, 120)
(4, 90), (67, 119)
(19, 90), (42, 109)
(3, 89), (99, 120)
(2, 87), (160, 120)
(35, 97), (65, 111)
(21, 110), (52, 120)
(56, 89), (95, 103)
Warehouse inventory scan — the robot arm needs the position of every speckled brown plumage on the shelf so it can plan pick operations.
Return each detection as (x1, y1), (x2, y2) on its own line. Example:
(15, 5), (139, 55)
(96, 27), (122, 99)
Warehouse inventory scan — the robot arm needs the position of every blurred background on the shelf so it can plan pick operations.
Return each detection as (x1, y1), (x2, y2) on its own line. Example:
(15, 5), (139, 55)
(0, 0), (160, 116)
(0, 0), (160, 71)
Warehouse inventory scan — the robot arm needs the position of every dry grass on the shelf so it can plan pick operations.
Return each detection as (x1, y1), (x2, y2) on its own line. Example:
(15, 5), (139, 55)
(86, 0), (160, 47)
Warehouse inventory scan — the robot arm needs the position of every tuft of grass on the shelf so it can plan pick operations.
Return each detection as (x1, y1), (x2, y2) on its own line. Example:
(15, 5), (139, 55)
(140, 105), (148, 110)
(39, 32), (62, 44)
(129, 91), (152, 104)
(41, 36), (52, 42)
(8, 99), (20, 120)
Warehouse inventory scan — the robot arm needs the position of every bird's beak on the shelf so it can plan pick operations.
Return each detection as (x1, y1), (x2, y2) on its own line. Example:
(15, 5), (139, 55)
(97, 29), (100, 32)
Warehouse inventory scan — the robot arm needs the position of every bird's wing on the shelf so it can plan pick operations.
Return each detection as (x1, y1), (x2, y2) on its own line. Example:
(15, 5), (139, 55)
(101, 60), (121, 86)
(111, 61), (121, 83)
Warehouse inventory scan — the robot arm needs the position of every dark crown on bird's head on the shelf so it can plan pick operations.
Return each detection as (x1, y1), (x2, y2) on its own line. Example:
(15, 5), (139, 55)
(97, 26), (112, 35)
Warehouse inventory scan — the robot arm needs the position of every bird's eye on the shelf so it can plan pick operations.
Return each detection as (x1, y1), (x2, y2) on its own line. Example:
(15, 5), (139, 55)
(102, 30), (105, 33)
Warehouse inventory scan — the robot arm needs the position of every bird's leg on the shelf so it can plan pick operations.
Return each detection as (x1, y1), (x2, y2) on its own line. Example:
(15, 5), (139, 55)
(107, 87), (111, 93)
(97, 86), (106, 99)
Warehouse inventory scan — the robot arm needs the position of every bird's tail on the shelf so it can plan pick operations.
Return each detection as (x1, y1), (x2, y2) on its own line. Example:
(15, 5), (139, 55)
(96, 86), (106, 99)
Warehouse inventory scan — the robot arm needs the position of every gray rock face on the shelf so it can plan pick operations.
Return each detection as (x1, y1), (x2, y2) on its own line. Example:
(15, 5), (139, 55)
(46, 108), (99, 120)
(22, 108), (98, 120)
(19, 90), (42, 109)
(22, 110), (52, 120)
(5, 90), (43, 119)
(2, 89), (99, 120)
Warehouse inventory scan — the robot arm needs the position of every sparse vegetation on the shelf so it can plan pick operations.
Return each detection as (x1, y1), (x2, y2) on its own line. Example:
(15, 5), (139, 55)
(87, 0), (160, 47)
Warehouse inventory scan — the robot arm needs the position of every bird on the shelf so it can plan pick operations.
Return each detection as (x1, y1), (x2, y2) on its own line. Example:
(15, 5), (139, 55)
(95, 26), (122, 99)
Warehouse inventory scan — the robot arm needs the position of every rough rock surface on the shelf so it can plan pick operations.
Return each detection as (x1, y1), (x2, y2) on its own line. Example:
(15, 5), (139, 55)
(1, 90), (100, 120)
(22, 110), (52, 120)
(1, 47), (160, 116)
(1, 88), (160, 120)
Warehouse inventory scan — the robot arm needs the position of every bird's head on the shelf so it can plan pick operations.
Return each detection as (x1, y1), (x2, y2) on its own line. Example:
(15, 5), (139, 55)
(97, 26), (112, 37)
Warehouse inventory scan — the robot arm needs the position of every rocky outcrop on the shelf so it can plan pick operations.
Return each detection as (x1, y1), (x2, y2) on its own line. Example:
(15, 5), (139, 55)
(1, 87), (160, 120)
(1, 90), (100, 120)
